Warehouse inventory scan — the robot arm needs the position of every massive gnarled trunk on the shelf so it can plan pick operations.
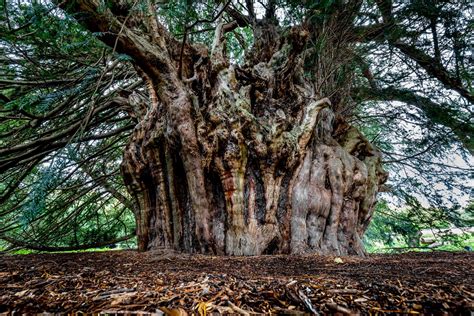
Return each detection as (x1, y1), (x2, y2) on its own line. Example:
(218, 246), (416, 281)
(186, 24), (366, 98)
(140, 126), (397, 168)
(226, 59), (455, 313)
(120, 29), (387, 256)
(122, 105), (386, 256)
(61, 0), (387, 256)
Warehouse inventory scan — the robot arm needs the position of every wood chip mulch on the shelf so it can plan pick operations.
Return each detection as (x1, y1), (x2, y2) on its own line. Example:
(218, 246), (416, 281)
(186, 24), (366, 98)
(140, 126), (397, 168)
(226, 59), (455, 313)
(0, 250), (472, 315)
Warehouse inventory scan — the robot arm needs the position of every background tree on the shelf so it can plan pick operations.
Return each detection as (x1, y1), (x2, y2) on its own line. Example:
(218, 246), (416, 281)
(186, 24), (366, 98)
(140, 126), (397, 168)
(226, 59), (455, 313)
(0, 0), (472, 255)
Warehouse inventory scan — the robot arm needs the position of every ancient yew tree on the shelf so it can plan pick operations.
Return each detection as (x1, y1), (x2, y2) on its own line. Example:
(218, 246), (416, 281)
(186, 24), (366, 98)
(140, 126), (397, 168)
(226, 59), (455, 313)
(0, 1), (472, 255)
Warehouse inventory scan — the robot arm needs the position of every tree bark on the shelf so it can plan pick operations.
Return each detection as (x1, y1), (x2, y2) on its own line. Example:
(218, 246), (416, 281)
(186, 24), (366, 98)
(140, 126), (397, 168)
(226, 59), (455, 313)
(121, 86), (386, 255)
(120, 33), (387, 255)
(59, 1), (388, 256)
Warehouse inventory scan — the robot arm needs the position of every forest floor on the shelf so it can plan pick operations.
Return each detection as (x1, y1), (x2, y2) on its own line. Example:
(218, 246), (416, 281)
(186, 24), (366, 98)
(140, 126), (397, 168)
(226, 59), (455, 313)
(0, 251), (472, 315)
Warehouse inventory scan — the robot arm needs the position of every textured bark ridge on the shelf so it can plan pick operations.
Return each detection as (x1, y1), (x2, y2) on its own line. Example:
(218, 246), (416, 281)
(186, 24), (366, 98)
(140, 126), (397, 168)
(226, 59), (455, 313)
(122, 106), (386, 256)
(120, 25), (387, 256)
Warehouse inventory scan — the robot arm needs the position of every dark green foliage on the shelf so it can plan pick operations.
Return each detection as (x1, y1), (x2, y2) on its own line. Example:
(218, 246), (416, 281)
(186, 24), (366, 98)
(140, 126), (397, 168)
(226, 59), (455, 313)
(0, 0), (136, 250)
(365, 201), (474, 252)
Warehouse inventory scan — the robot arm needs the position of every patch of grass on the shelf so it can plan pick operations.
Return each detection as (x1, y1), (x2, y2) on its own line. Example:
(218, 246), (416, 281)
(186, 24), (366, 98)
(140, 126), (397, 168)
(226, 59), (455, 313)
(6, 246), (136, 255)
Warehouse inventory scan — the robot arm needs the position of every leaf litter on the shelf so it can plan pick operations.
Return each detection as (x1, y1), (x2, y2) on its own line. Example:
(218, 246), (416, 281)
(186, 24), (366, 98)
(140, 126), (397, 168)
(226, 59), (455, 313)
(0, 251), (472, 315)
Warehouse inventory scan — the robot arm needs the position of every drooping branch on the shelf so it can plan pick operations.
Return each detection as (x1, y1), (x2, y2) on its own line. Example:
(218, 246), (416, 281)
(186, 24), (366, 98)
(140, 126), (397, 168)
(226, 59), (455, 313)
(354, 86), (473, 153)
(0, 97), (131, 173)
(80, 164), (137, 213)
(0, 159), (41, 205)
(1, 233), (135, 252)
(391, 42), (473, 104)
(0, 78), (76, 87)
(355, 1), (474, 104)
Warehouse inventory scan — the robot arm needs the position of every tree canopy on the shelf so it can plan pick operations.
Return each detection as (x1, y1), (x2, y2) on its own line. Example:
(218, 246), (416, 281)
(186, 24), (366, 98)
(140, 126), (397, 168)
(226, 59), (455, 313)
(0, 0), (472, 251)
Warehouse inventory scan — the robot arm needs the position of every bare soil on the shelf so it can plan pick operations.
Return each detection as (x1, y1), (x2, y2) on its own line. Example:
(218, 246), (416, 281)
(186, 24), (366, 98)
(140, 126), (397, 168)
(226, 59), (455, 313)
(0, 251), (472, 315)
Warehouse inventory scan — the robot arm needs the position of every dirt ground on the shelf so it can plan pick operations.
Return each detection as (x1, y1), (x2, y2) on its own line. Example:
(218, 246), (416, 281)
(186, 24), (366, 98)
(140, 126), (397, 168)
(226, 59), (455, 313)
(0, 250), (472, 315)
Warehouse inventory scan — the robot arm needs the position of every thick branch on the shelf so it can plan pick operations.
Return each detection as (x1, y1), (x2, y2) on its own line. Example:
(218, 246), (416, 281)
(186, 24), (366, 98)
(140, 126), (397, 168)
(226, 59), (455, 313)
(57, 0), (172, 85)
(225, 7), (251, 28)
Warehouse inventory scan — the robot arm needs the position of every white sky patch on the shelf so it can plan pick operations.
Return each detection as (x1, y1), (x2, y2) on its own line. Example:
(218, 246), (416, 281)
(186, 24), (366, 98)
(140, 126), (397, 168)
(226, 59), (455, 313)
(369, 100), (473, 208)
